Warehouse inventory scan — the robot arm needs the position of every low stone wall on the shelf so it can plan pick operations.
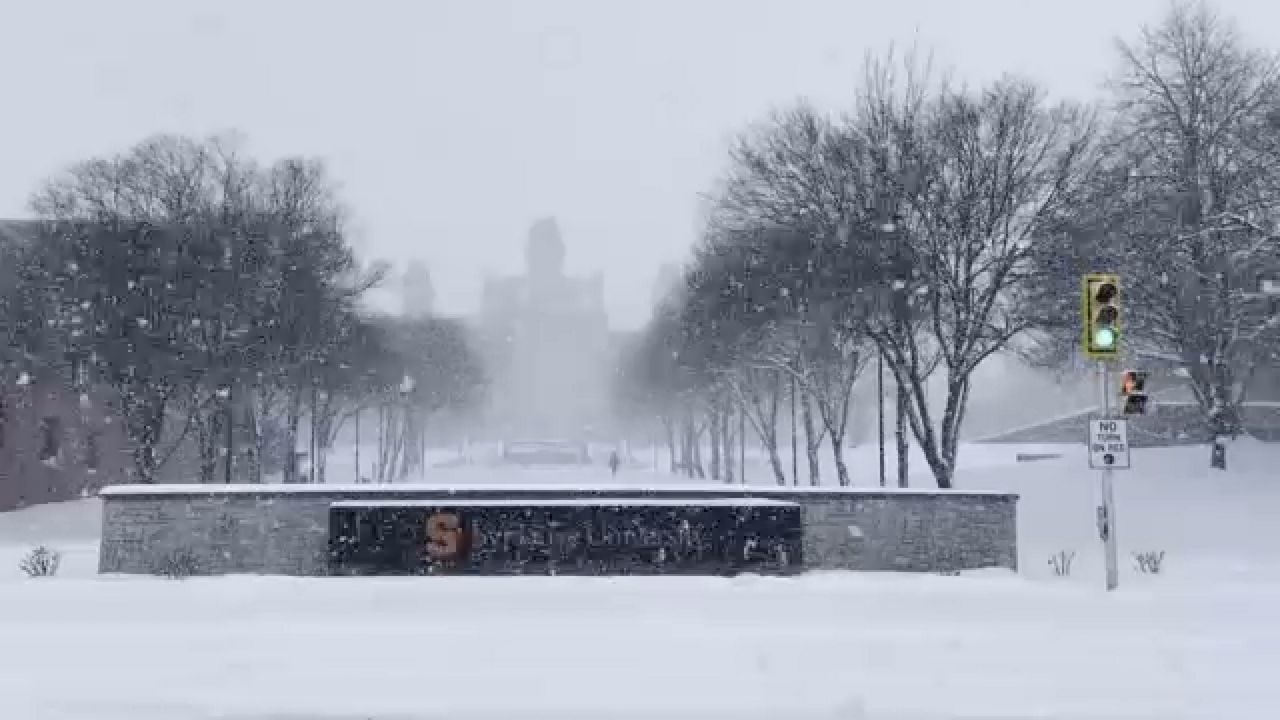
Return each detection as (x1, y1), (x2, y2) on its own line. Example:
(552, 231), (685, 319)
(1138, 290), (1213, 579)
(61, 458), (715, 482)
(97, 484), (1018, 576)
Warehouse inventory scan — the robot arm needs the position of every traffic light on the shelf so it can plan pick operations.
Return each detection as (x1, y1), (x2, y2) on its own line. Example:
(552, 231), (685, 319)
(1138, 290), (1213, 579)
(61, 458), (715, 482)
(1120, 370), (1149, 415)
(1082, 273), (1121, 359)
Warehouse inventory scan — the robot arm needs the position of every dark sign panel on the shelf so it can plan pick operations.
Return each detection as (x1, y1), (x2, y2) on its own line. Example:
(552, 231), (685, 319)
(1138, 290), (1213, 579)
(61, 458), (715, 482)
(328, 499), (803, 577)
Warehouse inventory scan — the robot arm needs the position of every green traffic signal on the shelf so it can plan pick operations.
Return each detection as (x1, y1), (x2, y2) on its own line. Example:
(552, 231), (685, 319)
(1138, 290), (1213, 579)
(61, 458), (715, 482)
(1093, 326), (1116, 349)
(1082, 273), (1121, 360)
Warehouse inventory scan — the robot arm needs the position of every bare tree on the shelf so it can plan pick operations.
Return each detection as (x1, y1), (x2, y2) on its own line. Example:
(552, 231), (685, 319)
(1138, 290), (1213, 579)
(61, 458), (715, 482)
(29, 133), (376, 485)
(30, 134), (265, 483)
(756, 316), (864, 485)
(802, 319), (866, 486)
(854, 61), (1098, 487)
(1024, 2), (1280, 470)
(708, 109), (877, 486)
(1110, 0), (1280, 468)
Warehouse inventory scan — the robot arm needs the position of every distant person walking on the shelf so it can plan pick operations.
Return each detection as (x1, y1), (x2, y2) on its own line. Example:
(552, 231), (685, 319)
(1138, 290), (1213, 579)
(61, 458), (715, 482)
(608, 450), (620, 477)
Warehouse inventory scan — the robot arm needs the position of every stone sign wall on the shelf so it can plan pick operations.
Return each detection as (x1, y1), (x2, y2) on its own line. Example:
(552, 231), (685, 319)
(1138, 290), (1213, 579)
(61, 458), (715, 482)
(97, 484), (1018, 576)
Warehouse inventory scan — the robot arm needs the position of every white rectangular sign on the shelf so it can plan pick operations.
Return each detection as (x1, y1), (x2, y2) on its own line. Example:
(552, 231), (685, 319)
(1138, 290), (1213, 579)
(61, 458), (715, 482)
(1088, 419), (1130, 469)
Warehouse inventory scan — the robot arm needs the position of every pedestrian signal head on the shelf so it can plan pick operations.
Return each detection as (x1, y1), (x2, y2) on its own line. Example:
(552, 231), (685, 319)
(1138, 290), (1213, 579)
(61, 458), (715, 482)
(1120, 369), (1149, 415)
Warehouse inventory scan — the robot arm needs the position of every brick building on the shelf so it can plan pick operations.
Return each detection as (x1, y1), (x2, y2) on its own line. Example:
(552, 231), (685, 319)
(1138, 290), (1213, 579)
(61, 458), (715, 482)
(0, 219), (130, 511)
(0, 377), (129, 511)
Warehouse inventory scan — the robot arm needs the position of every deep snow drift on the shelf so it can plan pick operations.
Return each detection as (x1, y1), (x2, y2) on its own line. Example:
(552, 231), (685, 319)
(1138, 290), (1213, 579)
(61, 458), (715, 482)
(2, 440), (1278, 719)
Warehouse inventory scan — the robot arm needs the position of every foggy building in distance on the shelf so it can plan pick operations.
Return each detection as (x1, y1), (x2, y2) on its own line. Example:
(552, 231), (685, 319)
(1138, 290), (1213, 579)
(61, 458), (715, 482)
(477, 217), (610, 441)
(651, 262), (682, 310)
(401, 260), (435, 318)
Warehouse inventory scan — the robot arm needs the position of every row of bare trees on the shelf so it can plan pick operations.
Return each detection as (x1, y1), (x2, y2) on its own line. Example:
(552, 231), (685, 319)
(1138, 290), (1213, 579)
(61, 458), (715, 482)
(1024, 1), (1280, 469)
(620, 0), (1280, 484)
(2, 133), (485, 484)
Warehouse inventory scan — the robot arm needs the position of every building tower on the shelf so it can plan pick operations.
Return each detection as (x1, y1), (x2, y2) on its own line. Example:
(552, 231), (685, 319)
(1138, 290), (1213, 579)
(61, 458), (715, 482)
(402, 260), (435, 318)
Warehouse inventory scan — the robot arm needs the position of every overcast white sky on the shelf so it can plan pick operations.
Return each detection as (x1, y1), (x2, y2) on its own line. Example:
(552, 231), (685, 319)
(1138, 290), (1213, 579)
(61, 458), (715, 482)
(2, 0), (1279, 329)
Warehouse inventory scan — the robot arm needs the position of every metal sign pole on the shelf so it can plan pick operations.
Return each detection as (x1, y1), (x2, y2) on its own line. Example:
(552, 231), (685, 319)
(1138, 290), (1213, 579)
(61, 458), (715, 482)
(1098, 361), (1119, 591)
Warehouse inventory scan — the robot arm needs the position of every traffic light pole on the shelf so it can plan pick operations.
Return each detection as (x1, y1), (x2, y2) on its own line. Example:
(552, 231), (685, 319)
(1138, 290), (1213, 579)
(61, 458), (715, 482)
(1098, 360), (1119, 591)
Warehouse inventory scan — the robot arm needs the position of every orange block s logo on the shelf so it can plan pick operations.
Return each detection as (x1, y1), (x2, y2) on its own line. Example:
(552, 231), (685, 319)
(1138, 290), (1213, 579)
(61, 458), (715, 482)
(426, 512), (471, 562)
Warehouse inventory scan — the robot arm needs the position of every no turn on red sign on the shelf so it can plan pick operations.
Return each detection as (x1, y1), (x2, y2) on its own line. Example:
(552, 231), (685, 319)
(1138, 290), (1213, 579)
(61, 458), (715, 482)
(1088, 419), (1131, 469)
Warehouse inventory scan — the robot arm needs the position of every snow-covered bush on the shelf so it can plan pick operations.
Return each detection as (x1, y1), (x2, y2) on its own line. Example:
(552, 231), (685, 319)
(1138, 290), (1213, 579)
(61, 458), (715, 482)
(156, 548), (201, 579)
(931, 545), (961, 576)
(1048, 550), (1075, 577)
(1133, 550), (1166, 574)
(20, 546), (61, 577)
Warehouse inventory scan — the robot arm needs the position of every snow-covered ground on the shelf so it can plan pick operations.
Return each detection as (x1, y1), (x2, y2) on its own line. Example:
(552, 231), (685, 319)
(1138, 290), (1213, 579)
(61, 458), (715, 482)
(2, 440), (1278, 719)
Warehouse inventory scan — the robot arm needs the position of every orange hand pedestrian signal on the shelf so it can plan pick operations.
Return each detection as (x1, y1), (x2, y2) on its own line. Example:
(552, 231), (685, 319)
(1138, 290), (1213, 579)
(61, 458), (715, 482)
(1120, 370), (1148, 415)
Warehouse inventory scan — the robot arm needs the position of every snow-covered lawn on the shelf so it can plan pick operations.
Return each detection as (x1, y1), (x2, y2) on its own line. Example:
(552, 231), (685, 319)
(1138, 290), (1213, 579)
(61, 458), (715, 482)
(2, 439), (1278, 719)
(1, 570), (1275, 719)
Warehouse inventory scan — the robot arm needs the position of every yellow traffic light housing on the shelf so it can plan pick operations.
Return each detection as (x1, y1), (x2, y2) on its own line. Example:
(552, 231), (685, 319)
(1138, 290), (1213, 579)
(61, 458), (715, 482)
(1082, 273), (1121, 360)
(1121, 370), (1149, 415)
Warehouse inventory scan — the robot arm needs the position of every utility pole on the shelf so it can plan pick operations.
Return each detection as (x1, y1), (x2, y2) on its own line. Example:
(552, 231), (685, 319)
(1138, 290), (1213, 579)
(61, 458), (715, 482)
(224, 384), (234, 484)
(872, 193), (889, 489)
(1098, 361), (1119, 591)
(309, 377), (318, 484)
(1084, 273), (1122, 591)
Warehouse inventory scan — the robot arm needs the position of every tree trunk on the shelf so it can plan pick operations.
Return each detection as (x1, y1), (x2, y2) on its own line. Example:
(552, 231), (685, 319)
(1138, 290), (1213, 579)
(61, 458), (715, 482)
(764, 438), (787, 486)
(314, 393), (334, 485)
(224, 386), (235, 484)
(830, 430), (850, 488)
(316, 443), (329, 484)
(825, 355), (861, 487)
(195, 403), (222, 485)
(376, 404), (387, 480)
(895, 384), (909, 488)
(708, 405), (722, 481)
(123, 386), (167, 484)
(282, 387), (303, 483)
(354, 407), (362, 481)
(736, 370), (786, 485)
(377, 403), (408, 482)
(396, 407), (426, 481)
(243, 400), (262, 484)
(802, 393), (822, 486)
(691, 422), (706, 479)
(397, 410), (414, 480)
(789, 374), (799, 486)
(1208, 399), (1234, 471)
(722, 408), (736, 484)
(670, 417), (680, 474)
(682, 418), (691, 477)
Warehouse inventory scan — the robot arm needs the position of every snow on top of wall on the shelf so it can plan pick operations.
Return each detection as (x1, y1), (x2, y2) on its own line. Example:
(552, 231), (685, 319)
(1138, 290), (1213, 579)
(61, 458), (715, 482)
(98, 482), (1016, 498)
